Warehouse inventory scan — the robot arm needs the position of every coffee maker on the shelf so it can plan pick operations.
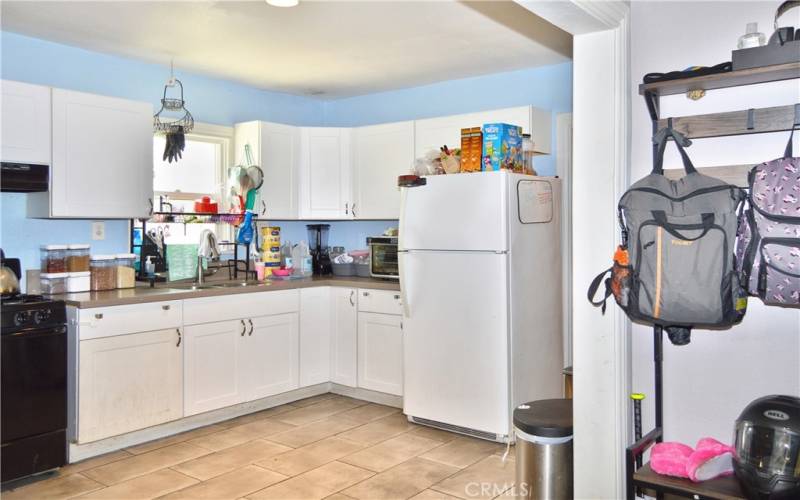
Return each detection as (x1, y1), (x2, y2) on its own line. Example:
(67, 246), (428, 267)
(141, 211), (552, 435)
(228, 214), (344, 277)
(306, 224), (332, 276)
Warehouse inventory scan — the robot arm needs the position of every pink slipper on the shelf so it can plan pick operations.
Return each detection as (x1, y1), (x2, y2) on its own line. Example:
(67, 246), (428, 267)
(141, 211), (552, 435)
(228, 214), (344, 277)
(650, 442), (693, 478)
(687, 438), (734, 482)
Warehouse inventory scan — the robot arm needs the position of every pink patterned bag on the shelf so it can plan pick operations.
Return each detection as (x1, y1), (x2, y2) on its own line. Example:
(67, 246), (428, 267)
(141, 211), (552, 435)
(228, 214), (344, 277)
(735, 125), (800, 307)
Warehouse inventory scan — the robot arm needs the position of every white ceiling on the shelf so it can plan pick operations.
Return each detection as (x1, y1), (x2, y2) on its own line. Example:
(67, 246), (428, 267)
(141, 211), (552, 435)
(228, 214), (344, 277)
(1, 1), (572, 98)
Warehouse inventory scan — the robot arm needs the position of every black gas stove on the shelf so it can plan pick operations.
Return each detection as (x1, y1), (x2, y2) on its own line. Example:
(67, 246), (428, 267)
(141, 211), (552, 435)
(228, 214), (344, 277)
(1, 293), (68, 483)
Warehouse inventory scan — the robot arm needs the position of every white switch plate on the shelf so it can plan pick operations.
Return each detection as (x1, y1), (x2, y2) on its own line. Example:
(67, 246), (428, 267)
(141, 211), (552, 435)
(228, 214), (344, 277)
(91, 221), (105, 240)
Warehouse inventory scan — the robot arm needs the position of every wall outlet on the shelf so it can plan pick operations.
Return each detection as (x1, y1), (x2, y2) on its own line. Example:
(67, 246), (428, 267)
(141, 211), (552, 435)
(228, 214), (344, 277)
(91, 221), (105, 240)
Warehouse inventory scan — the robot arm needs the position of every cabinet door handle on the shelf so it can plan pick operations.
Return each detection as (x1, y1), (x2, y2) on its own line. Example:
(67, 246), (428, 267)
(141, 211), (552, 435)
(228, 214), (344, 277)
(349, 290), (355, 306)
(94, 313), (103, 320)
(162, 305), (171, 311)
(362, 291), (370, 297)
(248, 319), (254, 336)
(393, 294), (400, 300)
(240, 319), (246, 336)
(351, 203), (357, 218)
(176, 328), (182, 347)
(345, 202), (349, 215)
(148, 198), (153, 216)
(261, 200), (267, 217)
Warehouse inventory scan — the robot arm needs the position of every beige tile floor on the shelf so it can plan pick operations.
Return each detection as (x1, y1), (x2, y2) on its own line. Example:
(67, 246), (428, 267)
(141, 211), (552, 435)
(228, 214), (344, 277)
(3, 394), (517, 500)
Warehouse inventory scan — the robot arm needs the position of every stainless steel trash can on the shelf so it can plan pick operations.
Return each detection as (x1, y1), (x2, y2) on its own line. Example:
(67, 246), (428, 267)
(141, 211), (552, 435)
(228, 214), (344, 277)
(514, 399), (573, 499)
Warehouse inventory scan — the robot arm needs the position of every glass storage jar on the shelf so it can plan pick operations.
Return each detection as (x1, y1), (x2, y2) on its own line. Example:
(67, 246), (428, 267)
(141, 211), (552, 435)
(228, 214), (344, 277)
(41, 245), (68, 273)
(115, 253), (136, 289)
(40, 272), (68, 294)
(90, 255), (117, 291)
(66, 244), (91, 272)
(67, 271), (91, 293)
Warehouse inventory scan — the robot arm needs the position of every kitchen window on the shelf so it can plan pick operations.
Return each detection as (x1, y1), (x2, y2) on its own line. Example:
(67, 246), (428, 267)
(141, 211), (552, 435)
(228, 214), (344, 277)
(135, 123), (235, 246)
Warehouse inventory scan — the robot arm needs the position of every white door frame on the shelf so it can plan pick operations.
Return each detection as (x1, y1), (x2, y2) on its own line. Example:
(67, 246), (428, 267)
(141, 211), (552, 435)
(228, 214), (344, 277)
(517, 2), (631, 498)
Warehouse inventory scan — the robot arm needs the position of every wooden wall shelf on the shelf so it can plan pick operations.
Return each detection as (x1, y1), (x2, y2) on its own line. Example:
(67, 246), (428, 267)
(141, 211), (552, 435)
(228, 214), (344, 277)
(657, 104), (799, 140)
(639, 62), (800, 97)
(664, 164), (752, 187)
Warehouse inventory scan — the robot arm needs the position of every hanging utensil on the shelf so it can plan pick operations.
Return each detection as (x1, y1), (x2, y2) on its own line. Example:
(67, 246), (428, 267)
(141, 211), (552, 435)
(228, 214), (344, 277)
(154, 62), (194, 164)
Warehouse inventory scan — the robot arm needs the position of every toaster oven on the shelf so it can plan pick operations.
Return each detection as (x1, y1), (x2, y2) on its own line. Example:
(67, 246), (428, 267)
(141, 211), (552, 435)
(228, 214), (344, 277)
(367, 236), (398, 279)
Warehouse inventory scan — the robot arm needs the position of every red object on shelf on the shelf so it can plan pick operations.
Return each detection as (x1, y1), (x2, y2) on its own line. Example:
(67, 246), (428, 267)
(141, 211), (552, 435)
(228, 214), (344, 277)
(194, 196), (219, 213)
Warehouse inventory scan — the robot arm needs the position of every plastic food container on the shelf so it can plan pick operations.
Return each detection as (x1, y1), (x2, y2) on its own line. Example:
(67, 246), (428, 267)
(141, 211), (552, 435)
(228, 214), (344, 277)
(41, 245), (68, 273)
(115, 253), (137, 289)
(66, 244), (91, 272)
(90, 255), (117, 291)
(40, 272), (69, 294)
(67, 271), (91, 292)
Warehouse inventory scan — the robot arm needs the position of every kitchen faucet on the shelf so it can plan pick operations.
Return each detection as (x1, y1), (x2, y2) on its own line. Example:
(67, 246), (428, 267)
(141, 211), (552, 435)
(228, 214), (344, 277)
(197, 229), (220, 284)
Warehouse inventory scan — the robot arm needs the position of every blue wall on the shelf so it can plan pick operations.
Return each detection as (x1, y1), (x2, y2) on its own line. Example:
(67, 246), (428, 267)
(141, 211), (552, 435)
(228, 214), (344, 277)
(322, 63), (573, 176)
(1, 32), (571, 284)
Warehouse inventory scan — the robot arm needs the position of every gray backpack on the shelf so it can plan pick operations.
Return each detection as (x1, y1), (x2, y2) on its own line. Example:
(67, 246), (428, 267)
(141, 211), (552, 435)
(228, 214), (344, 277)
(589, 128), (748, 342)
(735, 128), (800, 306)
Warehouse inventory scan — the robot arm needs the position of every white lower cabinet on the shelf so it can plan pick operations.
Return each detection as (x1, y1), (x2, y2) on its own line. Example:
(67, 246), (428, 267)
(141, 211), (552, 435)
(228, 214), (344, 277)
(248, 313), (300, 400)
(330, 287), (358, 387)
(183, 319), (247, 416)
(300, 288), (332, 387)
(357, 312), (403, 396)
(184, 313), (300, 416)
(78, 328), (183, 443)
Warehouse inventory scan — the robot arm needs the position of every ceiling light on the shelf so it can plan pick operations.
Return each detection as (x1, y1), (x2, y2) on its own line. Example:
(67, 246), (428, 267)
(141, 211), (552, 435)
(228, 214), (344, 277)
(266, 0), (298, 7)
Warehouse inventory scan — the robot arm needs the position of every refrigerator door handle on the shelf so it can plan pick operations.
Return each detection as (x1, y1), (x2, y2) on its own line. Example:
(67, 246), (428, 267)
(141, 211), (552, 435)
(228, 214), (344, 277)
(398, 251), (410, 318)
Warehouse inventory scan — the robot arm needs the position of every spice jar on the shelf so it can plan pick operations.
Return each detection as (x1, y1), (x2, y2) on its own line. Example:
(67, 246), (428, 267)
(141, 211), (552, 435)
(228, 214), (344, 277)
(115, 253), (137, 289)
(66, 244), (91, 272)
(90, 255), (117, 291)
(67, 271), (91, 292)
(40, 272), (68, 294)
(41, 245), (68, 273)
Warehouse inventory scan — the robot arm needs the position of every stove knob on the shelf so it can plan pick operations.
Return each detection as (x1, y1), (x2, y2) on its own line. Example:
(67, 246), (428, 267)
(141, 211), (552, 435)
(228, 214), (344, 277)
(13, 311), (30, 326)
(33, 309), (50, 324)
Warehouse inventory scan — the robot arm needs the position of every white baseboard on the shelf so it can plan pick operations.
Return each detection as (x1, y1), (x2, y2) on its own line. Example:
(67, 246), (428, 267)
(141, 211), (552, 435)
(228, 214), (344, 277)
(330, 384), (403, 409)
(68, 383), (330, 463)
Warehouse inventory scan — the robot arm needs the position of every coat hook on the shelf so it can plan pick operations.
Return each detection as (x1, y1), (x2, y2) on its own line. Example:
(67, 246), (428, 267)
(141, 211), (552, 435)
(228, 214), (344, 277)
(746, 108), (755, 130)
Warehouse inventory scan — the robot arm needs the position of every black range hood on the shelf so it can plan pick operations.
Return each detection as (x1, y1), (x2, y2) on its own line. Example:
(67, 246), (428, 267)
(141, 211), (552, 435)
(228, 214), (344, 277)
(1, 162), (49, 193)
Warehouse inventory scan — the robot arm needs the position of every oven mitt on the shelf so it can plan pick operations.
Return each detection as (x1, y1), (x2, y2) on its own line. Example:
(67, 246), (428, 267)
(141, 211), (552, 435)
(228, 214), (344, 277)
(686, 438), (734, 483)
(651, 438), (735, 482)
(650, 442), (693, 478)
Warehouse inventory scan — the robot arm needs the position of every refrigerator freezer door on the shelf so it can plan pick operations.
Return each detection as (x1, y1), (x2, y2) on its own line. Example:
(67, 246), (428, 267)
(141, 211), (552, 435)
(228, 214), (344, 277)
(399, 172), (508, 252)
(400, 249), (509, 436)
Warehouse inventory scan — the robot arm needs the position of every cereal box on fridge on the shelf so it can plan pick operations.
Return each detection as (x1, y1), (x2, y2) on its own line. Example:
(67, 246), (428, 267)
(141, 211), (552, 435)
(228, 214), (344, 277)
(481, 123), (523, 172)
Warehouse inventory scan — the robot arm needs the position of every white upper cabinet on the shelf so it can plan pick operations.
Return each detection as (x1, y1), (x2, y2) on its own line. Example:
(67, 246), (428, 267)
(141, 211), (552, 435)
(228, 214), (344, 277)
(234, 121), (300, 219)
(414, 105), (551, 159)
(1, 80), (51, 165)
(300, 127), (353, 219)
(353, 121), (414, 220)
(29, 88), (153, 219)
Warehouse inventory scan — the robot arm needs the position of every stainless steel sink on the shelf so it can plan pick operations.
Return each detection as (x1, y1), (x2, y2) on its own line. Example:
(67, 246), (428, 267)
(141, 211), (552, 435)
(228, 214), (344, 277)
(169, 283), (225, 290)
(214, 281), (265, 288)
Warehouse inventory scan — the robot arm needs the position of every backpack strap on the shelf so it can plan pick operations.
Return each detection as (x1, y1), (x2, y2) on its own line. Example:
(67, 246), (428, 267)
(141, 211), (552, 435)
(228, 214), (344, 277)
(587, 267), (613, 314)
(652, 124), (697, 176)
(784, 103), (799, 158)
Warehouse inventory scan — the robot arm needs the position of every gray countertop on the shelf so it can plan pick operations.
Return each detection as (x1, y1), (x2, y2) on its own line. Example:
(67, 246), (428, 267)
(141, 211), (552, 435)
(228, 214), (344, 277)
(52, 276), (400, 308)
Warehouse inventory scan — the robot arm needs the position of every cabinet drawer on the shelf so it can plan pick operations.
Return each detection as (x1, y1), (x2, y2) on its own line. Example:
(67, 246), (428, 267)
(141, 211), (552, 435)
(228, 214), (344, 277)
(77, 301), (182, 340)
(357, 289), (402, 315)
(183, 290), (299, 325)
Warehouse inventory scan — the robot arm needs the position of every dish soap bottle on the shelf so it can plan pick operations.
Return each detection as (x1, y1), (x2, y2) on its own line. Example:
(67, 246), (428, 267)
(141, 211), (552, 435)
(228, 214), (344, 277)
(738, 22), (765, 49)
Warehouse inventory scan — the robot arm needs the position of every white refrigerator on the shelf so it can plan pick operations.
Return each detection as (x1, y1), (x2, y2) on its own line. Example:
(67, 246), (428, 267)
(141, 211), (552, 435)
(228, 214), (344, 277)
(399, 171), (563, 442)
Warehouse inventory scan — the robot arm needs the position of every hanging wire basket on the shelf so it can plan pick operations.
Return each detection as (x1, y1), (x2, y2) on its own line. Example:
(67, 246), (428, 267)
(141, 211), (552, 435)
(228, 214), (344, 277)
(153, 78), (194, 134)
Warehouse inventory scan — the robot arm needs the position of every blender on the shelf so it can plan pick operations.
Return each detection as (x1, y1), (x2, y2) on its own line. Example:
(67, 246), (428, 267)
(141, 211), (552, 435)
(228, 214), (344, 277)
(306, 224), (332, 275)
